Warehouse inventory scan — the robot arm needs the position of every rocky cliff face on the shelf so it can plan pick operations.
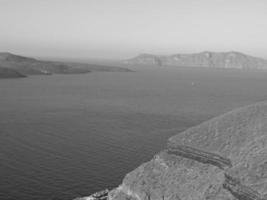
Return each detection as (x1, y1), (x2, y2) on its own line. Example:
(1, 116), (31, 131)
(126, 52), (267, 69)
(107, 102), (267, 200)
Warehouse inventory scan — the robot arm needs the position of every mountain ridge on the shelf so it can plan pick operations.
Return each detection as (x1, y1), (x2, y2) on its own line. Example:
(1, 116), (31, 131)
(126, 51), (267, 69)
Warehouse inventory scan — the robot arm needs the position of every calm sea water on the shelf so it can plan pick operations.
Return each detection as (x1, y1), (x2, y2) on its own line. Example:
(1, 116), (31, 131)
(1, 67), (267, 200)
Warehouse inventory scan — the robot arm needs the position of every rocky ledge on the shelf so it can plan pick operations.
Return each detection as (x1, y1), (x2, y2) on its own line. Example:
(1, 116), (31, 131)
(167, 144), (232, 170)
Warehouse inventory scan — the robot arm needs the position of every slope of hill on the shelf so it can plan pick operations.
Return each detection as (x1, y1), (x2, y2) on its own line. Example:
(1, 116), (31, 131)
(0, 52), (132, 75)
(0, 52), (90, 75)
(63, 62), (133, 72)
(86, 102), (267, 200)
(126, 51), (267, 69)
(0, 66), (26, 78)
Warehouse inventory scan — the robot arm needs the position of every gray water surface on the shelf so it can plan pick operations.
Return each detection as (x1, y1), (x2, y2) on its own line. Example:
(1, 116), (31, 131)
(1, 68), (267, 200)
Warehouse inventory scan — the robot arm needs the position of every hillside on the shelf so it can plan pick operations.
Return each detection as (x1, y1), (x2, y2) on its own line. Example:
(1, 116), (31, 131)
(62, 62), (133, 72)
(88, 102), (267, 200)
(0, 66), (26, 78)
(126, 51), (267, 69)
(0, 52), (132, 75)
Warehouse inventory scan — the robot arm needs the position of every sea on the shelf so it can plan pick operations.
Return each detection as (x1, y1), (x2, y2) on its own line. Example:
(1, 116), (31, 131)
(1, 66), (267, 200)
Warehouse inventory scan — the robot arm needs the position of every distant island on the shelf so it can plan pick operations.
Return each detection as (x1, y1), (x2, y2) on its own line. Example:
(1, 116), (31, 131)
(0, 52), (132, 78)
(126, 51), (267, 69)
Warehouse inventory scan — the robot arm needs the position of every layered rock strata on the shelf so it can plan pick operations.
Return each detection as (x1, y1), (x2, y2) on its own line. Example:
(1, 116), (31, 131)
(167, 145), (232, 170)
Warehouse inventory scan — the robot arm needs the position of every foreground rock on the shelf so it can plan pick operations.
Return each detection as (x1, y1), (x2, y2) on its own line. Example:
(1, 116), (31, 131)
(80, 102), (267, 200)
(126, 51), (267, 69)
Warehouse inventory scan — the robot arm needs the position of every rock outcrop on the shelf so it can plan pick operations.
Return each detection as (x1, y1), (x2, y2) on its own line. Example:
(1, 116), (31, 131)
(126, 51), (267, 69)
(223, 173), (264, 200)
(102, 102), (267, 200)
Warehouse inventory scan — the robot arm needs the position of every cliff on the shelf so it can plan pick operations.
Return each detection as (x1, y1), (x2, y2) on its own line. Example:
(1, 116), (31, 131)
(85, 102), (267, 200)
(126, 52), (267, 69)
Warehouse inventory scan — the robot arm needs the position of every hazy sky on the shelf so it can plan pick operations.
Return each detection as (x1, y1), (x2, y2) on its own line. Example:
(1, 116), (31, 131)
(0, 0), (267, 59)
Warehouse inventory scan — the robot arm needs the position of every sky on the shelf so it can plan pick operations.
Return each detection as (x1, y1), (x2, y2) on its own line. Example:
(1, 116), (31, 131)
(0, 0), (267, 60)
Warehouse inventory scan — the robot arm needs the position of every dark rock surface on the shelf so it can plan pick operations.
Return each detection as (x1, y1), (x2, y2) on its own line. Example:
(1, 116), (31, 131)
(107, 102), (267, 200)
(126, 51), (267, 69)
